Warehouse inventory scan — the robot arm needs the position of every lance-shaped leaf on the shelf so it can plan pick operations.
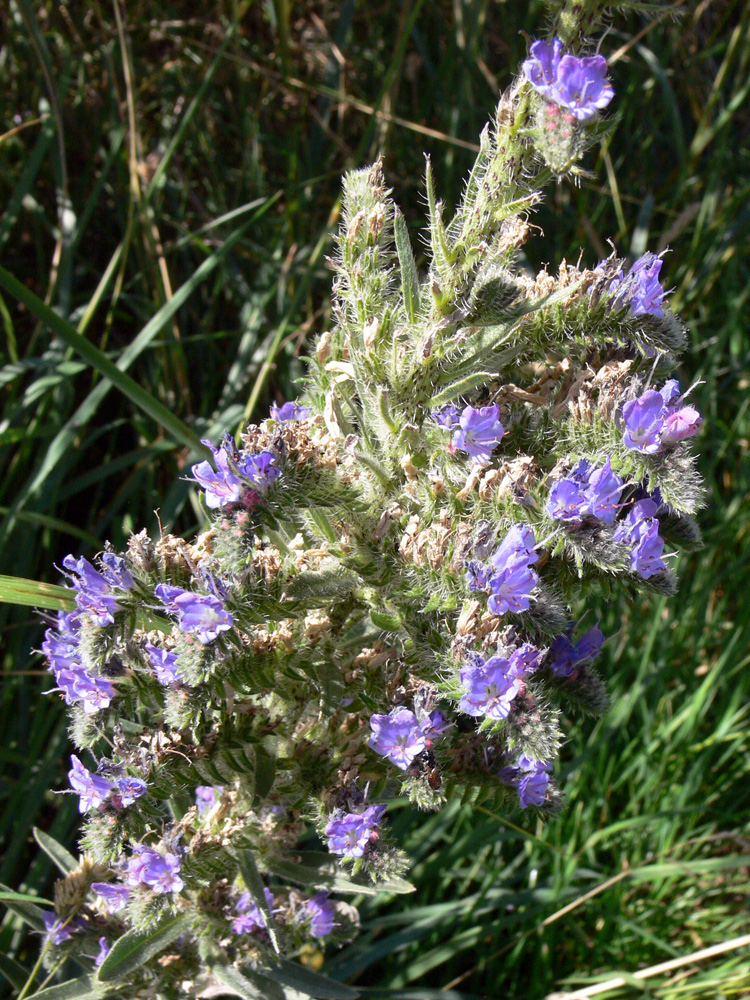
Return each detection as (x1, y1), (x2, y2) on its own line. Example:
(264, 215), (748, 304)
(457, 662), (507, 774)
(96, 914), (193, 982)
(33, 828), (78, 875)
(232, 848), (280, 954)
(0, 881), (48, 930)
(265, 852), (414, 897)
(25, 974), (113, 999)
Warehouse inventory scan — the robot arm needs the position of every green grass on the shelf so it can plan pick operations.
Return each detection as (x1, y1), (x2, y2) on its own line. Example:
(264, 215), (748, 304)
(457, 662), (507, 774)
(1, 1), (749, 997)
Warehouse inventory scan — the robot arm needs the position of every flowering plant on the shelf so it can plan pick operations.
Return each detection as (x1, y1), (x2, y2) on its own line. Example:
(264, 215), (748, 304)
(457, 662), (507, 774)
(22, 5), (703, 998)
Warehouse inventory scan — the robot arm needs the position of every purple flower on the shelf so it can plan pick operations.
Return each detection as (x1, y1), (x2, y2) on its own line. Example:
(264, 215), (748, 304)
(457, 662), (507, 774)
(660, 379), (681, 404)
(68, 755), (112, 812)
(622, 390), (666, 453)
(154, 585), (233, 644)
(487, 562), (539, 616)
(501, 754), (553, 808)
(522, 38), (564, 99)
(144, 643), (183, 685)
(452, 405), (505, 464)
(99, 552), (135, 591)
(509, 642), (542, 673)
(195, 785), (224, 815)
(573, 625), (605, 663)
(465, 559), (492, 592)
(420, 709), (451, 736)
(432, 405), (460, 429)
(324, 804), (387, 858)
(523, 39), (613, 120)
(582, 459), (624, 524)
(468, 524), (539, 617)
(113, 775), (147, 808)
(233, 887), (274, 934)
(547, 478), (587, 521)
(613, 499), (667, 578)
(91, 882), (130, 913)
(62, 555), (121, 625)
(42, 911), (85, 945)
(192, 439), (243, 509)
(459, 654), (524, 720)
(95, 937), (111, 968)
(555, 54), (614, 120)
(304, 892), (336, 938)
(611, 253), (666, 317)
(66, 671), (117, 714)
(548, 625), (605, 677)
(489, 523), (538, 572)
(368, 708), (427, 770)
(126, 846), (184, 894)
(517, 767), (551, 807)
(661, 406), (702, 443)
(239, 450), (281, 488)
(270, 400), (310, 422)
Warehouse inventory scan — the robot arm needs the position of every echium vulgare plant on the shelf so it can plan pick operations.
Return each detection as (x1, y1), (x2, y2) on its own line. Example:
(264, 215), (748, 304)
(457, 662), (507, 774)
(31, 6), (704, 1000)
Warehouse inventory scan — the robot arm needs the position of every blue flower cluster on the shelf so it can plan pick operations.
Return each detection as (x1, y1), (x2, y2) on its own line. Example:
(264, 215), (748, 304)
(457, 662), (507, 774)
(43, 552), (134, 713)
(191, 433), (280, 510)
(546, 625), (604, 678)
(324, 804), (387, 858)
(522, 38), (614, 121)
(547, 458), (624, 524)
(154, 584), (233, 644)
(623, 381), (702, 454)
(459, 645), (540, 720)
(465, 523), (539, 616)
(432, 403), (505, 464)
(608, 252), (666, 317)
(613, 497), (667, 578)
(500, 754), (553, 807)
(68, 755), (147, 813)
(367, 707), (449, 770)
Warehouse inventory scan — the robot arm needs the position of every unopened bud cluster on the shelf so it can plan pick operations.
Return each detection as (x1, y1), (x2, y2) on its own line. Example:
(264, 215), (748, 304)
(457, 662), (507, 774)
(35, 16), (702, 999)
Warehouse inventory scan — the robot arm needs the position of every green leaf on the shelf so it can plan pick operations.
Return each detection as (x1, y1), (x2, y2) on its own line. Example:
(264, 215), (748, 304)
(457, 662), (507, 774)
(0, 575), (75, 611)
(33, 828), (78, 875)
(0, 890), (53, 905)
(369, 609), (403, 632)
(96, 914), (192, 982)
(271, 957), (360, 1000)
(26, 974), (112, 999)
(212, 963), (291, 1000)
(265, 853), (415, 897)
(233, 848), (280, 954)
(393, 207), (420, 323)
(0, 264), (207, 457)
(254, 742), (277, 801)
(0, 881), (48, 930)
(0, 952), (29, 990)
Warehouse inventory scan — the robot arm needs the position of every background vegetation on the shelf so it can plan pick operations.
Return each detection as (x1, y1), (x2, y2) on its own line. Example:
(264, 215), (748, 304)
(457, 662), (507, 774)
(1, 1), (749, 997)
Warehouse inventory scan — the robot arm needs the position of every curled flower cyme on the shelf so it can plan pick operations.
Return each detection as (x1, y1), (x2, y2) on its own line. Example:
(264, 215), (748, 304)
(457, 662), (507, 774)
(523, 39), (614, 120)
(303, 892), (336, 938)
(324, 804), (386, 858)
(459, 654), (524, 720)
(610, 253), (666, 317)
(126, 846), (184, 895)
